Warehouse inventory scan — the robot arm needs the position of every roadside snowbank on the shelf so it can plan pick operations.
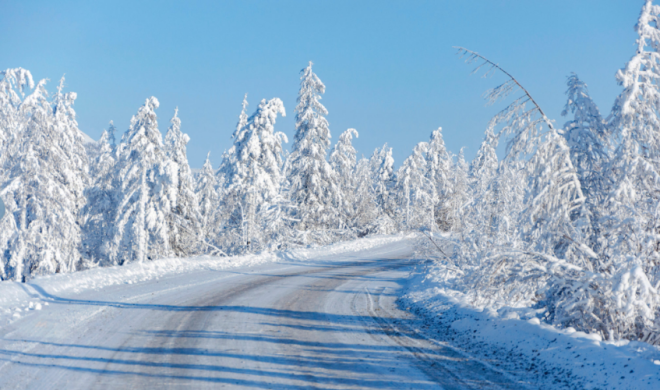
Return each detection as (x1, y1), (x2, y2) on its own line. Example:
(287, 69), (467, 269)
(402, 269), (660, 390)
(0, 234), (413, 326)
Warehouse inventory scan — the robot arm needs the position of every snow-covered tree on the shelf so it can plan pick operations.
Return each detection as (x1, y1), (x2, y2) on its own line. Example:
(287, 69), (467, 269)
(370, 144), (395, 215)
(164, 108), (201, 256)
(109, 97), (175, 264)
(424, 127), (454, 231)
(445, 148), (471, 234)
(0, 68), (34, 172)
(330, 128), (359, 229)
(287, 62), (340, 233)
(81, 124), (118, 263)
(217, 94), (249, 185)
(1, 79), (85, 280)
(222, 98), (287, 252)
(51, 76), (90, 198)
(352, 157), (380, 234)
(365, 144), (397, 233)
(195, 153), (223, 255)
(562, 74), (609, 199)
(469, 126), (499, 191)
(584, 0), (660, 340)
(394, 142), (436, 231)
(461, 127), (500, 254)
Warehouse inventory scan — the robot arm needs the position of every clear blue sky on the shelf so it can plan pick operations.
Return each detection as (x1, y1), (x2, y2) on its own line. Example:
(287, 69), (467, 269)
(0, 0), (640, 168)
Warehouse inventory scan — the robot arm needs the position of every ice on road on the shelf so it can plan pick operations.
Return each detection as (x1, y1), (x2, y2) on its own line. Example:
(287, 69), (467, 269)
(0, 241), (517, 389)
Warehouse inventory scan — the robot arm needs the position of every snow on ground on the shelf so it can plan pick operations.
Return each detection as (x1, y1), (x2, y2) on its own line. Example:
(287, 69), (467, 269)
(0, 234), (412, 327)
(2, 233), (659, 388)
(401, 266), (660, 389)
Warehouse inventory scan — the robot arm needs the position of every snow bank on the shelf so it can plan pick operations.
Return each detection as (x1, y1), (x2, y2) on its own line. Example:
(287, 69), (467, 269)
(0, 234), (412, 326)
(402, 271), (660, 389)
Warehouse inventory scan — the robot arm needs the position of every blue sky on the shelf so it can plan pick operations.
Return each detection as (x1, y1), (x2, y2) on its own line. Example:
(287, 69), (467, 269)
(0, 0), (640, 168)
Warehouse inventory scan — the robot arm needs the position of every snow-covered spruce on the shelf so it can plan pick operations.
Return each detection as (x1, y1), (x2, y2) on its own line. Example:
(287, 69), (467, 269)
(0, 75), (88, 280)
(220, 97), (288, 253)
(287, 62), (341, 240)
(164, 108), (202, 256)
(108, 97), (176, 264)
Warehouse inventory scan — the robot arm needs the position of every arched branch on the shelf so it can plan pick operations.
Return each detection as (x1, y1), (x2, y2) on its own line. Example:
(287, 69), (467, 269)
(454, 46), (555, 132)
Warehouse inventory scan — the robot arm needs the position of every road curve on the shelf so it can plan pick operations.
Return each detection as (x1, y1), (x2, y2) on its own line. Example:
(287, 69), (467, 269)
(0, 252), (519, 389)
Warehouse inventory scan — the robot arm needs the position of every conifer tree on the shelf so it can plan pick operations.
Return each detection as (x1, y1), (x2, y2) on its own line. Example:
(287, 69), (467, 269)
(352, 157), (379, 234)
(425, 127), (453, 231)
(469, 126), (499, 192)
(330, 128), (359, 229)
(218, 94), (249, 184)
(196, 152), (221, 253)
(1, 79), (84, 280)
(562, 74), (609, 200)
(394, 142), (436, 231)
(165, 108), (201, 256)
(445, 148), (471, 233)
(370, 144), (395, 216)
(223, 98), (287, 252)
(109, 97), (175, 264)
(81, 125), (118, 263)
(364, 144), (396, 233)
(288, 62), (340, 232)
(52, 76), (90, 198)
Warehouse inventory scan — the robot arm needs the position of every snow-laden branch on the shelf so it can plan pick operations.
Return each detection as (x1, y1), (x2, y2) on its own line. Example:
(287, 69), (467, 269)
(454, 46), (555, 131)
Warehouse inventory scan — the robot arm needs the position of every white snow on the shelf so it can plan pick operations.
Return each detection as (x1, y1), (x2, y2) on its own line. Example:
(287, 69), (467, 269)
(402, 269), (660, 389)
(1, 234), (658, 388)
(0, 234), (411, 327)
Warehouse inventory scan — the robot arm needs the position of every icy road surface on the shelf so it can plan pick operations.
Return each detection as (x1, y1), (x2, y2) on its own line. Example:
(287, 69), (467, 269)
(0, 245), (518, 389)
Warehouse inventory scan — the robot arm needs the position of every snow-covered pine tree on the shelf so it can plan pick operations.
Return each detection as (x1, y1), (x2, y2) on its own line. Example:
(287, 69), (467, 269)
(425, 127), (454, 231)
(195, 152), (222, 254)
(222, 98), (287, 252)
(461, 126), (500, 255)
(329, 128), (359, 230)
(215, 95), (249, 250)
(368, 144), (398, 233)
(287, 62), (340, 234)
(445, 148), (471, 234)
(248, 99), (290, 250)
(51, 76), (89, 206)
(469, 126), (499, 192)
(394, 142), (436, 231)
(352, 157), (380, 235)
(0, 79), (85, 280)
(217, 94), (249, 185)
(109, 97), (176, 264)
(164, 108), (201, 256)
(81, 125), (118, 263)
(560, 74), (610, 262)
(562, 74), (609, 196)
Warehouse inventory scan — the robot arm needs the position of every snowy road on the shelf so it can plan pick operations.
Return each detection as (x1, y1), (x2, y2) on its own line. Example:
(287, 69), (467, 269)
(0, 246), (518, 389)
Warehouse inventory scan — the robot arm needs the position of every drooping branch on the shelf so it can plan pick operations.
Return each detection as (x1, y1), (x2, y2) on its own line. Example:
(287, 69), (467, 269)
(454, 46), (555, 131)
